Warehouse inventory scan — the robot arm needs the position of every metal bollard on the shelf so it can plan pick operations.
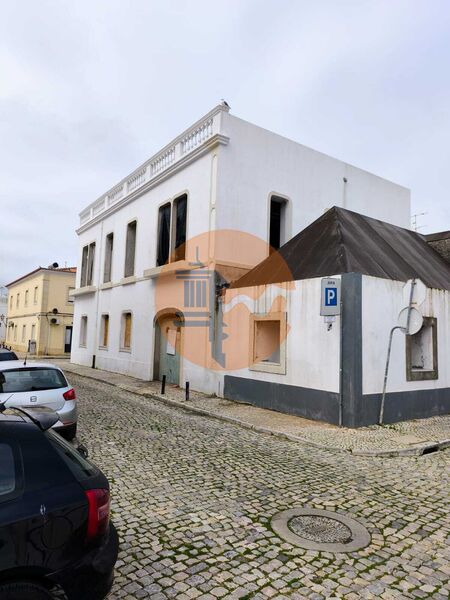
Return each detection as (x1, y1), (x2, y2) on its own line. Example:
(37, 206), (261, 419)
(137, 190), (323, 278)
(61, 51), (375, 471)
(161, 375), (166, 395)
(185, 381), (190, 402)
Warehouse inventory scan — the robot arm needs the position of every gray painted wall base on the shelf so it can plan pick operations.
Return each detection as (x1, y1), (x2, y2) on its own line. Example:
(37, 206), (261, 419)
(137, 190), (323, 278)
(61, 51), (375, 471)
(362, 388), (450, 426)
(224, 376), (340, 424)
(223, 376), (450, 428)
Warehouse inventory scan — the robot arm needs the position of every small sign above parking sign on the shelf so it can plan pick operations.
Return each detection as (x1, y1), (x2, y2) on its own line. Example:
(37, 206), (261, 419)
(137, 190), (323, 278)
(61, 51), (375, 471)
(320, 278), (341, 316)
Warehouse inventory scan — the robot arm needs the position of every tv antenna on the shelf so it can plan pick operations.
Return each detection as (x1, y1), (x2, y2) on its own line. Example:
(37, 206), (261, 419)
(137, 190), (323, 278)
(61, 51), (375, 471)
(411, 212), (427, 232)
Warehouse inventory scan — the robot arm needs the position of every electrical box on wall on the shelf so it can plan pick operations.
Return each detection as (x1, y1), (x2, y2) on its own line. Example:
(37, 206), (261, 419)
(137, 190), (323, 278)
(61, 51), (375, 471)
(320, 278), (341, 316)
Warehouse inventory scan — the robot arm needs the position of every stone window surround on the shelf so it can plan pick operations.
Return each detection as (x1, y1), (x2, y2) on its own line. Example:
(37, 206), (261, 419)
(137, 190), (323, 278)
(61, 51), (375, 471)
(249, 311), (287, 375)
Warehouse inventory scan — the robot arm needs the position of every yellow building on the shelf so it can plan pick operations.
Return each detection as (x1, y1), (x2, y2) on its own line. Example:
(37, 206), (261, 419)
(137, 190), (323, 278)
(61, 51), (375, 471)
(6, 266), (76, 356)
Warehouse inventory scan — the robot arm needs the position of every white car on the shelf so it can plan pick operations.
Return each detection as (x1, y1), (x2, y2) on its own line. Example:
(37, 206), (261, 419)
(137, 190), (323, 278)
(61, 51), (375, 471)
(0, 361), (78, 440)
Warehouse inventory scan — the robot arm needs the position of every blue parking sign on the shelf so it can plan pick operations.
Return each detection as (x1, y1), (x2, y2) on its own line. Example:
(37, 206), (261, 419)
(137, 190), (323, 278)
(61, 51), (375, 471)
(320, 278), (341, 315)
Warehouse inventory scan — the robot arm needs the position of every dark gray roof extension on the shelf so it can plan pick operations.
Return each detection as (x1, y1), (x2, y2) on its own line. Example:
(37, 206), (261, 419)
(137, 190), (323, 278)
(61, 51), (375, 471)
(232, 206), (450, 290)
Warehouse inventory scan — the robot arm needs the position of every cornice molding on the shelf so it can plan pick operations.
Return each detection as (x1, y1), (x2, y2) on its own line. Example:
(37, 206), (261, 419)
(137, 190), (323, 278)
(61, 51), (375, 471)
(77, 132), (229, 235)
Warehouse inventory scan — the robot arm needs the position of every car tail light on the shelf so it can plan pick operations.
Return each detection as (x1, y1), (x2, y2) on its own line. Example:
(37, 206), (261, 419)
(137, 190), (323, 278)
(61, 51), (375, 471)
(63, 388), (76, 401)
(85, 488), (110, 543)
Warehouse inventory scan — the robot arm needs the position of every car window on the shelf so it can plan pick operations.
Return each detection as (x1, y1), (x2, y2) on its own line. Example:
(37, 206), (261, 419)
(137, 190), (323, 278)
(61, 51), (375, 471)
(0, 443), (16, 497)
(45, 430), (98, 482)
(0, 352), (18, 361)
(0, 368), (67, 392)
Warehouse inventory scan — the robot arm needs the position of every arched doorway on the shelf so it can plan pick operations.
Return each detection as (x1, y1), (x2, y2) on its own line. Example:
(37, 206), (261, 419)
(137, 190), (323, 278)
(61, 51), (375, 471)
(153, 309), (183, 385)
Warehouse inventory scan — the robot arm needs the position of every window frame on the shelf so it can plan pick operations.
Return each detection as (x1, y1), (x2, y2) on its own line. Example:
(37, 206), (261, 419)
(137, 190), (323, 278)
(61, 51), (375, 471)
(79, 315), (88, 348)
(267, 193), (291, 254)
(80, 241), (96, 287)
(406, 317), (438, 381)
(103, 232), (114, 283)
(120, 311), (133, 352)
(249, 312), (287, 375)
(99, 313), (110, 349)
(124, 220), (137, 278)
(156, 192), (188, 266)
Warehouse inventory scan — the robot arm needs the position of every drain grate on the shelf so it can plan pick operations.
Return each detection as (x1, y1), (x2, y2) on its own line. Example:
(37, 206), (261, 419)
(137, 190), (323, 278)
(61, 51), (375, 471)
(272, 508), (371, 553)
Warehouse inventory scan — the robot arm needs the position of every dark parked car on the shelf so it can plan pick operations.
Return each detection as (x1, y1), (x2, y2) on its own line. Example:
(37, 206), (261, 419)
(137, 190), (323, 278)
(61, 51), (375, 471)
(0, 348), (18, 361)
(0, 407), (118, 599)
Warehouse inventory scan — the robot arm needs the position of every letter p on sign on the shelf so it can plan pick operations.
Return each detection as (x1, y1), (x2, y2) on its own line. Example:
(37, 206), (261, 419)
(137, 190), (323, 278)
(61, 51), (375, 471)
(326, 288), (337, 306)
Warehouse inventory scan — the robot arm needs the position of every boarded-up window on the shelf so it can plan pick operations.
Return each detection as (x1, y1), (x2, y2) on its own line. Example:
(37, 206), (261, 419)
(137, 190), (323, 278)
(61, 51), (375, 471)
(124, 221), (137, 277)
(80, 316), (88, 347)
(173, 194), (187, 261)
(157, 204), (171, 266)
(100, 314), (109, 348)
(21, 325), (26, 342)
(81, 242), (96, 286)
(34, 286), (38, 304)
(103, 233), (114, 283)
(122, 312), (132, 349)
(31, 324), (36, 340)
(254, 320), (281, 364)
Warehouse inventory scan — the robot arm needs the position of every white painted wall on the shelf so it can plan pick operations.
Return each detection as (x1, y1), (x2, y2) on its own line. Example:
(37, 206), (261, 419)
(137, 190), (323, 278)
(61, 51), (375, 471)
(72, 150), (216, 379)
(362, 275), (450, 394)
(216, 113), (410, 245)
(215, 277), (341, 395)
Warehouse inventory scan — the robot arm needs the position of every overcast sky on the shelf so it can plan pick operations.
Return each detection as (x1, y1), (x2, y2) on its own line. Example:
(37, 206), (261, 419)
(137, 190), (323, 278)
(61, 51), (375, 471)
(1, 0), (449, 286)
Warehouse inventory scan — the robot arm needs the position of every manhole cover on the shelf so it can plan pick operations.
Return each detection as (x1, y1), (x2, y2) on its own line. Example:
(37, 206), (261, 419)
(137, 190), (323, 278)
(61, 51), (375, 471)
(272, 508), (371, 553)
(288, 515), (352, 544)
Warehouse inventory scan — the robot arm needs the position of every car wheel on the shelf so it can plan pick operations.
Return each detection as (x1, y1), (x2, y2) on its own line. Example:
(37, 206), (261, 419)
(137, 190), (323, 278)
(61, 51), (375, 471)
(0, 581), (54, 600)
(60, 423), (77, 441)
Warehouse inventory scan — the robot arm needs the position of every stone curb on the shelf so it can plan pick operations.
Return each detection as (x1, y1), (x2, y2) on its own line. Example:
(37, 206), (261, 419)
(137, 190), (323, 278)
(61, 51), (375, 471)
(63, 365), (449, 458)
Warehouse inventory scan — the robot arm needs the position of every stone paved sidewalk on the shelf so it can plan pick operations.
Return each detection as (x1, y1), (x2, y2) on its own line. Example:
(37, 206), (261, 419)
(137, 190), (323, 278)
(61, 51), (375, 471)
(65, 374), (450, 599)
(39, 358), (450, 456)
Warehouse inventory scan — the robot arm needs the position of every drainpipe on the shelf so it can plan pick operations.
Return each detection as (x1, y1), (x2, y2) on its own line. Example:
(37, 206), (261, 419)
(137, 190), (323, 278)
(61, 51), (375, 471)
(45, 313), (51, 356)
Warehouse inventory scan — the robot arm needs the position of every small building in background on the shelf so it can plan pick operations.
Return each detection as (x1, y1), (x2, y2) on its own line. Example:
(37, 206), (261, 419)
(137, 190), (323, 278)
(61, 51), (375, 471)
(5, 265), (76, 356)
(426, 230), (450, 263)
(0, 287), (8, 343)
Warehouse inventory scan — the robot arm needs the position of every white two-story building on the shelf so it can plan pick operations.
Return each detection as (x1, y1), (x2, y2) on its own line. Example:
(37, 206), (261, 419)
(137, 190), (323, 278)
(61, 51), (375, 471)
(72, 103), (411, 409)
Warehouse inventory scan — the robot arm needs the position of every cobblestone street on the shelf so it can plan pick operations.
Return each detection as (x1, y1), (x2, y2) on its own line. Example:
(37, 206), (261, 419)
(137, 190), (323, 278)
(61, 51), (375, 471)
(72, 374), (450, 599)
